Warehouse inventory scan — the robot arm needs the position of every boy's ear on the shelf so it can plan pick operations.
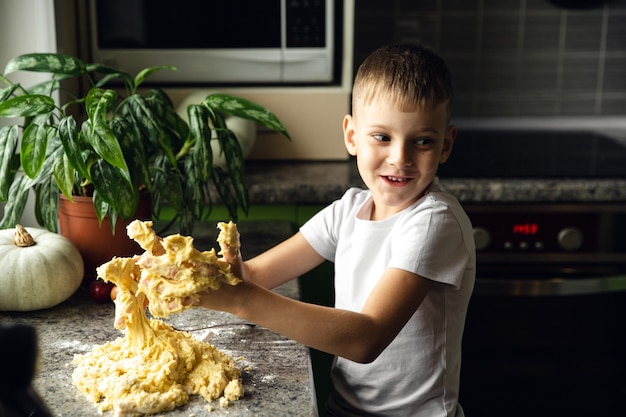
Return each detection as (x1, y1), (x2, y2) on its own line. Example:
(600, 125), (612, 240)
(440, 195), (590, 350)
(343, 114), (357, 156)
(439, 124), (457, 164)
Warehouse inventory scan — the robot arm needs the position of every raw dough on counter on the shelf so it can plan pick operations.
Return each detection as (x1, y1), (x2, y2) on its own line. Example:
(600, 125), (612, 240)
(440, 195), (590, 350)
(72, 220), (243, 416)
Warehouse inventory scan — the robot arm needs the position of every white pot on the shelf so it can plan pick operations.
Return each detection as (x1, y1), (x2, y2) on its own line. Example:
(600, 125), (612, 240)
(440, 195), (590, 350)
(176, 91), (257, 168)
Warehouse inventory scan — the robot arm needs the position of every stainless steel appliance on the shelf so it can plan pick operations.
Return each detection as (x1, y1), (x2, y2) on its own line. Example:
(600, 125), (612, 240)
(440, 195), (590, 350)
(438, 123), (626, 417)
(87, 0), (342, 84)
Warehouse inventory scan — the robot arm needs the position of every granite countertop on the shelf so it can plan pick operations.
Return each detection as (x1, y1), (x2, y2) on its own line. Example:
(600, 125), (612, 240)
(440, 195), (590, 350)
(0, 221), (316, 417)
(243, 161), (626, 204)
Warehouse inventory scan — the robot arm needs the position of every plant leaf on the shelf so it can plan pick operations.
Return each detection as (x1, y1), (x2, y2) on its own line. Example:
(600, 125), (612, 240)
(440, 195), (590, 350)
(0, 175), (32, 229)
(90, 159), (137, 219)
(85, 88), (117, 125)
(32, 134), (64, 184)
(147, 88), (175, 108)
(4, 53), (86, 76)
(203, 93), (291, 140)
(177, 208), (196, 236)
(150, 155), (182, 218)
(134, 65), (177, 88)
(212, 166), (239, 221)
(107, 205), (119, 233)
(0, 125), (19, 201)
(0, 84), (20, 102)
(92, 190), (109, 225)
(34, 176), (59, 232)
(125, 95), (160, 137)
(0, 95), (55, 118)
(93, 72), (127, 89)
(221, 129), (249, 214)
(188, 104), (212, 183)
(53, 153), (76, 200)
(20, 123), (48, 178)
(26, 79), (61, 96)
(58, 116), (90, 180)
(183, 154), (204, 220)
(82, 119), (129, 171)
(126, 94), (177, 167)
(146, 88), (188, 150)
(111, 118), (150, 190)
(87, 63), (133, 91)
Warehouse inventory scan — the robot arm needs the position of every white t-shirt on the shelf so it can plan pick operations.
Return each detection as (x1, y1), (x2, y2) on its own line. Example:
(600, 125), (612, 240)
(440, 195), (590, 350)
(300, 179), (476, 417)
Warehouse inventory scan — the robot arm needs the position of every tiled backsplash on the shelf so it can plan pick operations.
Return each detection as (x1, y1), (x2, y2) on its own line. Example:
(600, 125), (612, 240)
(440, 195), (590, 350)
(354, 0), (626, 117)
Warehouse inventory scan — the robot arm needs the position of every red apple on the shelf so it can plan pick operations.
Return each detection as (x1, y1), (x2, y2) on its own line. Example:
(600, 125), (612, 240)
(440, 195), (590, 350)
(89, 280), (114, 303)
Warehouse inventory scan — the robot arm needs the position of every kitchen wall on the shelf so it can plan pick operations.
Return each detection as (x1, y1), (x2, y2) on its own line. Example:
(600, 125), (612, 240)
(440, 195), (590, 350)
(354, 0), (626, 117)
(0, 0), (58, 227)
(0, 0), (58, 122)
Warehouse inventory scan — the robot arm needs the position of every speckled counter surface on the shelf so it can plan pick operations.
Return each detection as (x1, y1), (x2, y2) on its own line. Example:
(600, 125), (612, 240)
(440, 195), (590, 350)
(244, 161), (626, 204)
(0, 221), (316, 417)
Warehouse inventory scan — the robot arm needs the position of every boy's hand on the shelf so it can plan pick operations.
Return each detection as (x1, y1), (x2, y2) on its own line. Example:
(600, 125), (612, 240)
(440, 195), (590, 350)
(195, 244), (251, 312)
(195, 272), (252, 315)
(222, 246), (246, 280)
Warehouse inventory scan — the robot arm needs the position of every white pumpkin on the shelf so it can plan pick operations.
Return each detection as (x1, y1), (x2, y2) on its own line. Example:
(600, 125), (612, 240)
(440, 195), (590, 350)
(0, 225), (84, 311)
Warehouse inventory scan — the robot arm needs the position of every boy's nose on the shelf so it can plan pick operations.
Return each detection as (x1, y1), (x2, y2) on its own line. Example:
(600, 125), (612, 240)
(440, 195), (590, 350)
(387, 142), (413, 167)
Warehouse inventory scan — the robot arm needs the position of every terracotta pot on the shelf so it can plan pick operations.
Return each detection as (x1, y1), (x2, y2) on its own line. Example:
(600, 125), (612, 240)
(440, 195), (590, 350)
(58, 193), (151, 284)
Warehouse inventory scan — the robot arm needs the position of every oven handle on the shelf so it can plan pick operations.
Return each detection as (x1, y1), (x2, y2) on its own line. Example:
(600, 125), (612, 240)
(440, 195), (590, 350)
(473, 274), (626, 296)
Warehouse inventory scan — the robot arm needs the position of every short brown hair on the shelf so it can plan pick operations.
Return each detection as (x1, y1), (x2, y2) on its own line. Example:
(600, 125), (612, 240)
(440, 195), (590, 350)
(352, 44), (453, 118)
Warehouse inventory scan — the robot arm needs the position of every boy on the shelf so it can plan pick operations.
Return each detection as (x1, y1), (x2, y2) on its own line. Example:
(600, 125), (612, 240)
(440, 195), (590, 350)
(197, 43), (476, 416)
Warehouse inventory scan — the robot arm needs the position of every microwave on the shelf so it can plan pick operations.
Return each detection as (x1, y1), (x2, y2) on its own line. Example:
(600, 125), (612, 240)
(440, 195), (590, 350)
(88, 0), (341, 85)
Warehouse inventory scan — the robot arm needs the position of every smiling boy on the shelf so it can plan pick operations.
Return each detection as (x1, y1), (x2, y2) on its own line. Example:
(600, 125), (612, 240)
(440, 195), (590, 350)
(197, 44), (476, 416)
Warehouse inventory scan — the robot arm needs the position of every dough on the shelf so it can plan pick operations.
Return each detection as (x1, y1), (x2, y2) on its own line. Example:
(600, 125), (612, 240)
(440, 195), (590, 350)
(129, 220), (240, 318)
(72, 221), (244, 416)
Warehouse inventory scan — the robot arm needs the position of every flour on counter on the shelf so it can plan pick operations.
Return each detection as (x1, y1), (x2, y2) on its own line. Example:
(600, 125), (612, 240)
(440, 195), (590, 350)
(52, 339), (92, 352)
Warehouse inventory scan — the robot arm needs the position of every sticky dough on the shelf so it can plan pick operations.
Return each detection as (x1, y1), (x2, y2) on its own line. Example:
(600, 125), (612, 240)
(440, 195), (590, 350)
(72, 220), (243, 416)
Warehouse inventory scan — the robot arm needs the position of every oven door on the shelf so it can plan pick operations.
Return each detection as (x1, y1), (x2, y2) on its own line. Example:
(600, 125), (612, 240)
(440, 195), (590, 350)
(459, 271), (626, 417)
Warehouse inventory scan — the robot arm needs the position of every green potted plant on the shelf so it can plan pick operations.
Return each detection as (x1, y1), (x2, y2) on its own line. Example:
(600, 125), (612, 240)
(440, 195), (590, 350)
(0, 53), (290, 236)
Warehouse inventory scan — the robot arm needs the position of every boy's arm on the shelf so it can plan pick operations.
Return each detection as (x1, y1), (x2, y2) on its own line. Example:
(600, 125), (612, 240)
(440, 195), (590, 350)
(235, 231), (326, 290)
(198, 263), (432, 364)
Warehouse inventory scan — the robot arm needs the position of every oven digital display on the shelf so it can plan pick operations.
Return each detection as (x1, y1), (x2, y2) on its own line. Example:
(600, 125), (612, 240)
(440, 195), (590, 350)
(512, 223), (538, 235)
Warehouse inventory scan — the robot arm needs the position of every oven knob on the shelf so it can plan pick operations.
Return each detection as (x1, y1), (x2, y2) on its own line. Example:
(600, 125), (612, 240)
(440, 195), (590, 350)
(557, 227), (583, 251)
(473, 227), (491, 251)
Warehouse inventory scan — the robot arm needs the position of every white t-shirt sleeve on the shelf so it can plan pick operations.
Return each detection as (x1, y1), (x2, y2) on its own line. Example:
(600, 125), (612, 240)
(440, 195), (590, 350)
(389, 197), (471, 290)
(300, 188), (365, 263)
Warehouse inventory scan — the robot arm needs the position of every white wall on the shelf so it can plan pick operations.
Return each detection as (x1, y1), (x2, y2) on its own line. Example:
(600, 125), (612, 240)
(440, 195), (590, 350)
(0, 0), (57, 88)
(0, 0), (57, 227)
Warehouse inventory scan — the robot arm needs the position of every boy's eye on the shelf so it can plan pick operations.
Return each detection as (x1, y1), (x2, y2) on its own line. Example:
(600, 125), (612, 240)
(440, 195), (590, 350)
(370, 134), (435, 145)
(415, 137), (434, 146)
(372, 134), (390, 142)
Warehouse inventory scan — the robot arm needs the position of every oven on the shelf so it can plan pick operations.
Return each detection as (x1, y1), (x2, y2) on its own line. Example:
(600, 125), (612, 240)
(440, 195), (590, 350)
(438, 121), (626, 417)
